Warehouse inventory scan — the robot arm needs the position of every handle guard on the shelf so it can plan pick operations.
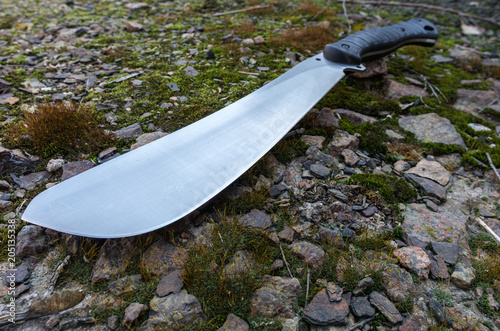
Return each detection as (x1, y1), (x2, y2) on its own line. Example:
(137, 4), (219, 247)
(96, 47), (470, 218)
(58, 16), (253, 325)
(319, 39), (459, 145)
(323, 18), (438, 65)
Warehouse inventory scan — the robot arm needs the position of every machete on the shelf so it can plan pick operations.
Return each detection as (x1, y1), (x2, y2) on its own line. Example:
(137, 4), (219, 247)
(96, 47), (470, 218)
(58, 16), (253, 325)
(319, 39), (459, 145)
(22, 18), (438, 238)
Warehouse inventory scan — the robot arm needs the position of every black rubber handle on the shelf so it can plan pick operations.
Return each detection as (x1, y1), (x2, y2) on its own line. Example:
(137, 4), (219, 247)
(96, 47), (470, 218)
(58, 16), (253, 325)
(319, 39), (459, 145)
(323, 18), (438, 65)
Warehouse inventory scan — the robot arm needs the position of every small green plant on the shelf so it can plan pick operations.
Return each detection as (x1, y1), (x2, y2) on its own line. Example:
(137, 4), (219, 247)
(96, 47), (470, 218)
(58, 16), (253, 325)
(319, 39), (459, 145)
(4, 102), (113, 158)
(348, 173), (417, 204)
(476, 292), (499, 319)
(271, 137), (308, 164)
(434, 288), (454, 307)
(395, 296), (414, 313)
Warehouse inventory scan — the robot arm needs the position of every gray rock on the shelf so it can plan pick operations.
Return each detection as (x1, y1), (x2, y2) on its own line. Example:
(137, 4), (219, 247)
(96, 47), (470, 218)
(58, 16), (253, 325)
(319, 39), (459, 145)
(141, 239), (187, 277)
(398, 113), (466, 148)
(108, 274), (144, 297)
(350, 296), (375, 318)
(183, 65), (200, 77)
(430, 242), (460, 265)
(334, 108), (377, 125)
(454, 89), (497, 112)
(404, 173), (446, 201)
(289, 241), (325, 269)
(46, 158), (65, 172)
(400, 315), (427, 331)
(91, 237), (137, 283)
(451, 262), (475, 289)
(303, 286), (350, 325)
(59, 317), (94, 330)
(0, 150), (37, 176)
(310, 163), (330, 179)
(108, 315), (120, 330)
(353, 277), (374, 296)
(381, 264), (413, 302)
(238, 209), (272, 229)
(402, 203), (469, 250)
(217, 314), (249, 331)
(16, 225), (48, 258)
(300, 135), (325, 148)
(314, 108), (339, 128)
(141, 290), (205, 330)
(405, 159), (451, 186)
(277, 226), (294, 243)
(29, 288), (86, 314)
(430, 254), (450, 280)
(369, 291), (403, 324)
(327, 130), (359, 157)
(156, 270), (184, 297)
(250, 276), (301, 320)
(386, 80), (428, 99)
(61, 160), (95, 181)
(428, 301), (449, 326)
(123, 303), (147, 328)
(114, 122), (143, 139)
(11, 171), (50, 190)
(3, 262), (30, 285)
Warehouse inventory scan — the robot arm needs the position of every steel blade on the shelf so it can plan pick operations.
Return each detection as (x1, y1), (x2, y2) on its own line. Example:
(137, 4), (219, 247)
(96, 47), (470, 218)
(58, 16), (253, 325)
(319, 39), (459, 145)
(22, 54), (358, 238)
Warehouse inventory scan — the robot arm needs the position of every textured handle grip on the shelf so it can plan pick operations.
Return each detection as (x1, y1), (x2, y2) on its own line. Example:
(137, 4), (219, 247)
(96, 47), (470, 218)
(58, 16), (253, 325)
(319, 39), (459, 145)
(324, 18), (438, 65)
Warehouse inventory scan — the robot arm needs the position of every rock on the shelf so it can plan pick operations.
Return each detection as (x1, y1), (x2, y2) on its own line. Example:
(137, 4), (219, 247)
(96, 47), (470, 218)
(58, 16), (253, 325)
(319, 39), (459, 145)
(341, 149), (359, 166)
(91, 237), (137, 283)
(430, 254), (450, 280)
(381, 264), (413, 302)
(108, 315), (120, 330)
(250, 276), (301, 320)
(303, 286), (350, 325)
(404, 173), (446, 201)
(217, 314), (249, 331)
(238, 209), (272, 229)
(319, 227), (344, 248)
(125, 21), (144, 32)
(394, 246), (431, 280)
(29, 288), (86, 314)
(114, 123), (143, 139)
(184, 65), (200, 77)
(277, 226), (294, 243)
(61, 160), (95, 181)
(451, 262), (475, 289)
(3, 262), (30, 285)
(402, 203), (468, 249)
(16, 225), (48, 258)
(353, 277), (375, 296)
(108, 274), (144, 297)
(400, 314), (428, 331)
(309, 163), (330, 179)
(386, 80), (428, 99)
(334, 108), (377, 125)
(314, 107), (339, 128)
(289, 241), (325, 269)
(11, 171), (50, 190)
(131, 132), (169, 150)
(222, 250), (256, 278)
(369, 291), (403, 324)
(141, 239), (187, 277)
(0, 150), (37, 175)
(350, 296), (375, 318)
(141, 290), (205, 330)
(487, 288), (500, 311)
(350, 58), (387, 78)
(430, 242), (460, 265)
(123, 303), (147, 328)
(398, 113), (466, 148)
(327, 130), (359, 157)
(454, 89), (497, 112)
(405, 159), (451, 186)
(300, 135), (325, 149)
(125, 2), (149, 10)
(151, 269), (182, 298)
(253, 35), (265, 44)
(428, 301), (449, 326)
(445, 306), (479, 330)
(468, 123), (491, 132)
(46, 159), (65, 172)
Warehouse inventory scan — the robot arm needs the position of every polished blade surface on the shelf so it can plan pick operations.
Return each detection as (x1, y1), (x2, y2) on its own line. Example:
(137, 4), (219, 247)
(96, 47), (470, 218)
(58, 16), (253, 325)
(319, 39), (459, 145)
(22, 54), (352, 238)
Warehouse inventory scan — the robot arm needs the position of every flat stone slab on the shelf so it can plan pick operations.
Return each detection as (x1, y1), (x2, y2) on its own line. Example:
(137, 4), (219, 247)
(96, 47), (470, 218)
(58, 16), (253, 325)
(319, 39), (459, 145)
(303, 287), (350, 325)
(398, 113), (466, 148)
(405, 159), (451, 186)
(386, 80), (428, 99)
(454, 89), (497, 112)
(402, 203), (469, 249)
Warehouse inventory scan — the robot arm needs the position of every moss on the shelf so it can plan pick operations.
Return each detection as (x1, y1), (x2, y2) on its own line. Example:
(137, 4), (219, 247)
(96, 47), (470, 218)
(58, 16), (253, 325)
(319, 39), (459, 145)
(348, 173), (416, 205)
(271, 137), (308, 164)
